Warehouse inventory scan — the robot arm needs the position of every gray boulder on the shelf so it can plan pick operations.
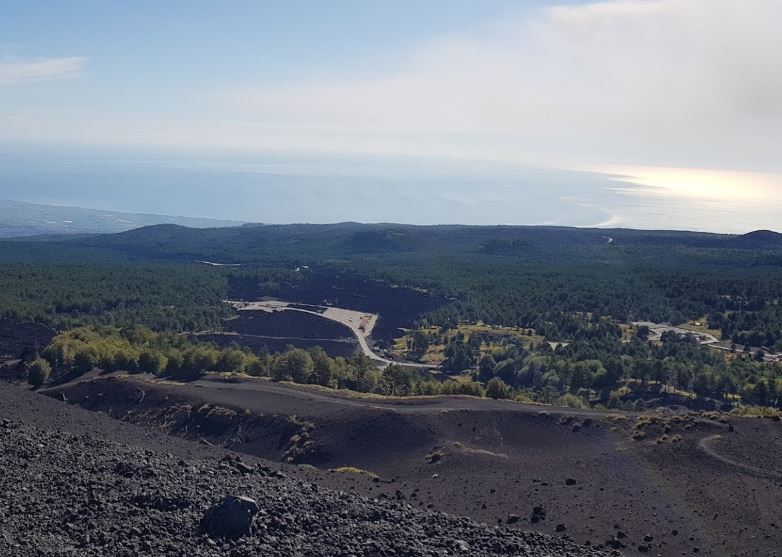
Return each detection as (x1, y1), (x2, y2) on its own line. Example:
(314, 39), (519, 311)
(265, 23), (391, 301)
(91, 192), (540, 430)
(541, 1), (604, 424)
(200, 495), (259, 539)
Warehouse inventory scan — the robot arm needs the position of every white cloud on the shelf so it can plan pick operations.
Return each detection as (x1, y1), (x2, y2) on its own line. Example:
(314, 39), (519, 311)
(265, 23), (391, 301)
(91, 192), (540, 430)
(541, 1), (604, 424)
(220, 0), (782, 171)
(2, 0), (780, 179)
(0, 56), (86, 85)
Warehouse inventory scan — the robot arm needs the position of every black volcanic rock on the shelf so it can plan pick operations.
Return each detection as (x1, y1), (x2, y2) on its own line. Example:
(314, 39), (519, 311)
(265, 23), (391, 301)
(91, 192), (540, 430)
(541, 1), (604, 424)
(0, 390), (609, 557)
(200, 495), (259, 539)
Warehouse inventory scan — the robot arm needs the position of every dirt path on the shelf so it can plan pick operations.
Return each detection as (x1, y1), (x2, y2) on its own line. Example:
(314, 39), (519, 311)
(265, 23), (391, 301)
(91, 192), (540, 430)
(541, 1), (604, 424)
(285, 307), (435, 369)
(697, 434), (782, 479)
(122, 373), (609, 418)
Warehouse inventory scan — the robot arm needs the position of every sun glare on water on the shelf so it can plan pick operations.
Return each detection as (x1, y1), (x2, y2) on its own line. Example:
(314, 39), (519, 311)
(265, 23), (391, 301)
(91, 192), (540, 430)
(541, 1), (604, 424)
(598, 165), (780, 204)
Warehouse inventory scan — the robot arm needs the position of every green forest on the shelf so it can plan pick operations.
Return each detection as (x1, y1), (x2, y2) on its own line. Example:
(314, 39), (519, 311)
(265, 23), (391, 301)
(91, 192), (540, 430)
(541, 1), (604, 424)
(40, 326), (460, 398)
(436, 322), (782, 408)
(0, 264), (230, 331)
(3, 224), (782, 411)
(36, 324), (782, 410)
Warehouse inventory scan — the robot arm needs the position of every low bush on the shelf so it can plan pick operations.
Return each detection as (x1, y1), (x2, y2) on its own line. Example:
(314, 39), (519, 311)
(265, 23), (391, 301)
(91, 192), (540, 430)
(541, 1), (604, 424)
(28, 358), (51, 387)
(556, 393), (589, 409)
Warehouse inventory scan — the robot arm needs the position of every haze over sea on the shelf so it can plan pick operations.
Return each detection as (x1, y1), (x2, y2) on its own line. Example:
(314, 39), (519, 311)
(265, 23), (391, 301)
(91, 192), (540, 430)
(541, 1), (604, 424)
(0, 146), (778, 234)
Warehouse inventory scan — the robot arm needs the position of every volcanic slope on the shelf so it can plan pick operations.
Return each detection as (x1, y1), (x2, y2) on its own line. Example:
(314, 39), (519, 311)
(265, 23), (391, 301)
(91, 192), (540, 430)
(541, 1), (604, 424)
(45, 372), (782, 557)
(0, 382), (609, 557)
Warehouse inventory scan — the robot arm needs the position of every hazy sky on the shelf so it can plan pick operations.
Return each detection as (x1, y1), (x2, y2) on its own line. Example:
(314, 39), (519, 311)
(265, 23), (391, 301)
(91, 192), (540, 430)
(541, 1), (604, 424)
(1, 0), (780, 232)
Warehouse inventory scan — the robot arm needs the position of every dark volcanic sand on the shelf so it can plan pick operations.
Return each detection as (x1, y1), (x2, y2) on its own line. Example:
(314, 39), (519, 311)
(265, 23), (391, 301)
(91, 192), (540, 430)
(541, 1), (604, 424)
(0, 319), (56, 359)
(228, 267), (448, 342)
(197, 308), (361, 358)
(41, 373), (782, 557)
(189, 332), (359, 359)
(0, 382), (607, 557)
(225, 310), (353, 340)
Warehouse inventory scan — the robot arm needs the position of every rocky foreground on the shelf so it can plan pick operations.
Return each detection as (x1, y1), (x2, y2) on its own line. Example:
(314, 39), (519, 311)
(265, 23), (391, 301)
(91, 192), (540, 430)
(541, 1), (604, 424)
(0, 386), (610, 557)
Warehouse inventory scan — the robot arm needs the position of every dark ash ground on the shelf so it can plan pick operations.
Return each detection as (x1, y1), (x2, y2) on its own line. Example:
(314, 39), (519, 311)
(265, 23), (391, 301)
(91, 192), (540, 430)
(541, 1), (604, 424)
(0, 383), (609, 557)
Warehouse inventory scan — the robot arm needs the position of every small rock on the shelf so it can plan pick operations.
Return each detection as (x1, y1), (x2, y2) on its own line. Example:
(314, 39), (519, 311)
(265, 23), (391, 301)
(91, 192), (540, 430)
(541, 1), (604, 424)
(530, 506), (546, 523)
(605, 537), (626, 550)
(565, 478), (577, 486)
(200, 495), (259, 540)
(232, 461), (255, 475)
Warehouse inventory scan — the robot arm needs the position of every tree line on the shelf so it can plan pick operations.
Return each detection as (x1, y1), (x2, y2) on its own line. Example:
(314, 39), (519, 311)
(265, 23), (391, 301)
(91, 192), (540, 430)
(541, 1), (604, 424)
(38, 326), (490, 398)
(433, 319), (782, 409)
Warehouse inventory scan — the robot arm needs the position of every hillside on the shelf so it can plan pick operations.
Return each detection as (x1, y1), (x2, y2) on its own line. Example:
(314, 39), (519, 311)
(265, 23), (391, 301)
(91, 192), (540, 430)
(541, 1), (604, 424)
(729, 229), (782, 249)
(72, 223), (745, 262)
(28, 371), (782, 556)
(0, 381), (608, 557)
(0, 199), (244, 238)
(1, 221), (776, 265)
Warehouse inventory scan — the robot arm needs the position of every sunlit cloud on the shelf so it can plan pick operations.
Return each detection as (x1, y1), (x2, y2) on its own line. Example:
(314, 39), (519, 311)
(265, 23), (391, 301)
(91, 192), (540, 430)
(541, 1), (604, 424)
(2, 0), (780, 179)
(0, 57), (86, 85)
(217, 0), (782, 172)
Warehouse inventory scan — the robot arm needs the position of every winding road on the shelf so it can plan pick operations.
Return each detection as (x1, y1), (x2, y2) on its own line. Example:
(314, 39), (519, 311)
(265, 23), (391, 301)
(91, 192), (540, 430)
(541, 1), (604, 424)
(286, 307), (437, 370)
(228, 300), (438, 370)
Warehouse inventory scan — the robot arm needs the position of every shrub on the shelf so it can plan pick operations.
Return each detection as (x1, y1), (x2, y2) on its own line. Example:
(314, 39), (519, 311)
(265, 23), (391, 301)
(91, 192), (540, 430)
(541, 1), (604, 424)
(138, 350), (167, 375)
(272, 349), (314, 382)
(440, 380), (484, 397)
(556, 393), (589, 409)
(217, 348), (247, 373)
(73, 347), (98, 374)
(245, 355), (268, 377)
(730, 405), (782, 419)
(413, 380), (441, 396)
(331, 466), (378, 479)
(514, 391), (535, 403)
(357, 369), (383, 394)
(28, 358), (51, 387)
(485, 377), (513, 399)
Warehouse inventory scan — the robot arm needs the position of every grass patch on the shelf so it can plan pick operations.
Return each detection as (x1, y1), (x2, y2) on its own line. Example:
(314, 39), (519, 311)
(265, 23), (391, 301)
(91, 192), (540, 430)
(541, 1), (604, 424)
(678, 318), (722, 339)
(391, 322), (546, 363)
(730, 406), (782, 419)
(331, 466), (379, 479)
(458, 445), (508, 458)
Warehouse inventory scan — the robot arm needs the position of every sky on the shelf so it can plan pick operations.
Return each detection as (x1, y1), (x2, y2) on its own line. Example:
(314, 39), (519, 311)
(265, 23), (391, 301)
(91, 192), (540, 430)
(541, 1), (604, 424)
(1, 0), (780, 232)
